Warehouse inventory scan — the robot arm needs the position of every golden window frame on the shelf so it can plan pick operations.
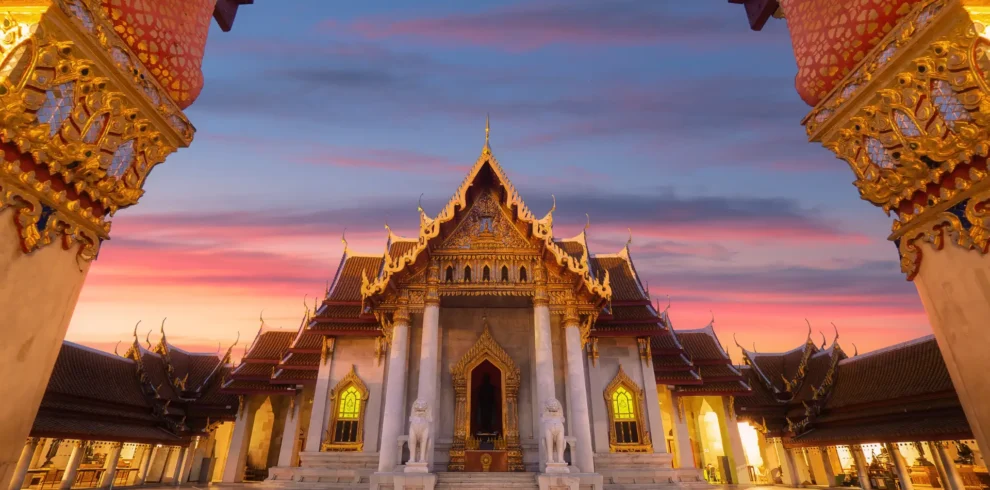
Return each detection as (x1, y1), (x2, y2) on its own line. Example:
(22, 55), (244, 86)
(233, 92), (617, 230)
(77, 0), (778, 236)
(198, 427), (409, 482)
(603, 365), (652, 453)
(322, 365), (369, 452)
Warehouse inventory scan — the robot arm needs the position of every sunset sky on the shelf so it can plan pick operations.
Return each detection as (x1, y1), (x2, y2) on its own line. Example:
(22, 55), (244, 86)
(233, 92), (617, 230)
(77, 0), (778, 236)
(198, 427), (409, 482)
(67, 1), (929, 362)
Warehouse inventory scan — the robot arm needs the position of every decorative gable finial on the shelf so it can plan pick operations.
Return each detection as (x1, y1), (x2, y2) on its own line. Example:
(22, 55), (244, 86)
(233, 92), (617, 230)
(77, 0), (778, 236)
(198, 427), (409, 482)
(341, 228), (349, 254)
(626, 228), (633, 249)
(484, 113), (491, 152)
(584, 213), (591, 232)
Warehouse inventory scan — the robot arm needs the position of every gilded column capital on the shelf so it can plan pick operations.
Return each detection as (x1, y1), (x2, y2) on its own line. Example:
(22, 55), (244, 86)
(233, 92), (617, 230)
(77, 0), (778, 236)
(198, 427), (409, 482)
(797, 0), (990, 280)
(394, 291), (411, 326)
(425, 262), (440, 306)
(320, 337), (335, 366)
(563, 301), (580, 328)
(0, 1), (194, 262)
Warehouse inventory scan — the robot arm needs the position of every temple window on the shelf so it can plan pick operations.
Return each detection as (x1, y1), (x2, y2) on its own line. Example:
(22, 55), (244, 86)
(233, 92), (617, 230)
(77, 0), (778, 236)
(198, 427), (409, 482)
(464, 265), (472, 282)
(483, 265), (491, 282)
(323, 366), (369, 451)
(501, 265), (509, 282)
(446, 266), (454, 283)
(519, 266), (527, 282)
(604, 366), (651, 452)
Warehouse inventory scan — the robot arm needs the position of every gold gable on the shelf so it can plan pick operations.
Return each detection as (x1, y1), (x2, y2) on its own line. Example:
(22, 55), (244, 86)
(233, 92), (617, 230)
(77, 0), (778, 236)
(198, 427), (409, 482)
(360, 136), (611, 303)
(439, 190), (532, 251)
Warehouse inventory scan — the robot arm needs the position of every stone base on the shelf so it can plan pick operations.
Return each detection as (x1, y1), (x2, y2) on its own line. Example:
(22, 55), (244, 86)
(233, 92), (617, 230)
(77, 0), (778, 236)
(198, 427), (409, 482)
(544, 462), (570, 474)
(372, 471), (437, 490)
(404, 462), (429, 473)
(265, 451), (378, 486)
(593, 453), (706, 488)
(538, 472), (603, 490)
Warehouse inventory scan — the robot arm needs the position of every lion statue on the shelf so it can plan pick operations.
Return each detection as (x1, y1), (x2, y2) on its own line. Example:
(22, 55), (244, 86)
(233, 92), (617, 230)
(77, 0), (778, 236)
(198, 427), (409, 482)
(407, 399), (432, 464)
(541, 397), (566, 465)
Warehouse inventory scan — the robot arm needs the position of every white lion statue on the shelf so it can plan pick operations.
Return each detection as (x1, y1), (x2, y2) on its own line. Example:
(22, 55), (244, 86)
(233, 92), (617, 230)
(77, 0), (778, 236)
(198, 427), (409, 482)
(541, 398), (566, 465)
(408, 399), (432, 464)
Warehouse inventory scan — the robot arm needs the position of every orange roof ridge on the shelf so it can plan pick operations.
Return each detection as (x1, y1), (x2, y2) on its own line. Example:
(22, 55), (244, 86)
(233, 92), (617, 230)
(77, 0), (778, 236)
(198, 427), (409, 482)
(64, 340), (136, 362)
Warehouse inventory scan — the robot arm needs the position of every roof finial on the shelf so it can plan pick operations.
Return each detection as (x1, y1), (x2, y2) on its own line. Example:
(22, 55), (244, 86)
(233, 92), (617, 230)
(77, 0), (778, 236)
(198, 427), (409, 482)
(384, 219), (391, 237)
(805, 319), (812, 342)
(831, 322), (840, 345)
(664, 294), (671, 313)
(710, 310), (715, 326)
(259, 309), (265, 329)
(145, 330), (152, 350)
(852, 343), (858, 356)
(160, 317), (167, 339)
(753, 342), (757, 353)
(417, 193), (425, 214)
(626, 228), (633, 249)
(132, 320), (141, 339)
(114, 341), (121, 356)
(484, 113), (491, 151)
(548, 194), (556, 215)
(341, 229), (348, 254)
(584, 213), (591, 232)
(819, 331), (827, 349)
(733, 333), (743, 351)
(216, 342), (222, 356)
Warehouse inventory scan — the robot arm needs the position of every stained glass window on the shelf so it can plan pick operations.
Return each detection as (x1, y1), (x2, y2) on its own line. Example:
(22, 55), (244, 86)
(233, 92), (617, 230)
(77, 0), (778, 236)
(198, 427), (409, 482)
(338, 385), (361, 419)
(612, 387), (636, 420)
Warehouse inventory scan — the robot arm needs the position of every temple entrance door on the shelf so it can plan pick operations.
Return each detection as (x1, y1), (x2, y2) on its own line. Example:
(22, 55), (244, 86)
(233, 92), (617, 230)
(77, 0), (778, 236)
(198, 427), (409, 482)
(449, 324), (523, 472)
(470, 360), (504, 445)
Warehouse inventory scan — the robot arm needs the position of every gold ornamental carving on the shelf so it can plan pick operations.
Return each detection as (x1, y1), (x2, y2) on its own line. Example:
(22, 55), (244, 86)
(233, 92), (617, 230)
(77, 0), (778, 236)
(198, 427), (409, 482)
(799, 0), (990, 279)
(0, 1), (192, 261)
(448, 322), (524, 472)
(361, 141), (611, 303)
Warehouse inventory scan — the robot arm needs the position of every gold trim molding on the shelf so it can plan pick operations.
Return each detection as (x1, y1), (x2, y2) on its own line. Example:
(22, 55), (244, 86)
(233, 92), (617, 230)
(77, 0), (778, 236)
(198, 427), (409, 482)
(603, 365), (652, 453)
(322, 365), (369, 452)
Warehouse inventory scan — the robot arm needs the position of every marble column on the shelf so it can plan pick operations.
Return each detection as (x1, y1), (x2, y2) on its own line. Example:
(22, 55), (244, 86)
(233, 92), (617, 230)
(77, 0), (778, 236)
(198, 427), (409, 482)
(377, 300), (411, 472)
(773, 439), (799, 487)
(410, 268), (440, 467)
(135, 446), (156, 485)
(717, 396), (751, 484)
(563, 302), (594, 473)
(887, 443), (914, 490)
(929, 442), (952, 490)
(935, 442), (965, 490)
(178, 439), (199, 485)
(532, 266), (557, 472)
(221, 397), (257, 483)
(98, 443), (122, 489)
(8, 438), (39, 490)
(669, 394), (695, 469)
(277, 392), (303, 467)
(58, 442), (83, 490)
(637, 338), (666, 455)
(304, 338), (335, 452)
(168, 446), (185, 485)
(819, 446), (838, 488)
(852, 445), (873, 490)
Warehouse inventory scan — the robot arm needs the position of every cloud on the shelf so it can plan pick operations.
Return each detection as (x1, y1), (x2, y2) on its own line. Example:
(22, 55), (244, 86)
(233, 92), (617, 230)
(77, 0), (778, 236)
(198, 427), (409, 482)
(346, 1), (770, 51)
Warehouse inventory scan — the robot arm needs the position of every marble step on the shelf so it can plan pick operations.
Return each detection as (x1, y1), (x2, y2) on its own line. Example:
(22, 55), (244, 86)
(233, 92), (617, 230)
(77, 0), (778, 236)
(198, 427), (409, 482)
(436, 471), (539, 489)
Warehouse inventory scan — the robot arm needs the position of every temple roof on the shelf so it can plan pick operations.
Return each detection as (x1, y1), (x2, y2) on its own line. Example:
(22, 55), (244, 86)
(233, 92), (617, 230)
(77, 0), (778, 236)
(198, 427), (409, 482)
(32, 341), (237, 444)
(732, 332), (967, 447)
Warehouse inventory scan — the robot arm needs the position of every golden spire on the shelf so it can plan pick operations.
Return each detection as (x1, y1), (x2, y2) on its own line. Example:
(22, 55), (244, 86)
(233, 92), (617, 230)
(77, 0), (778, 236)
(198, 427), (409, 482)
(483, 113), (491, 154)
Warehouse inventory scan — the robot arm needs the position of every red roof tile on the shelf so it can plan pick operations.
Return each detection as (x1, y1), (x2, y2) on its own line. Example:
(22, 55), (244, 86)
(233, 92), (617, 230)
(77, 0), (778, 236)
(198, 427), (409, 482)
(328, 255), (384, 302)
(676, 329), (730, 362)
(244, 330), (295, 361)
(389, 240), (417, 258)
(47, 343), (148, 407)
(590, 256), (646, 302)
(32, 414), (182, 444)
(281, 353), (319, 368)
(676, 380), (752, 395)
(292, 332), (324, 351)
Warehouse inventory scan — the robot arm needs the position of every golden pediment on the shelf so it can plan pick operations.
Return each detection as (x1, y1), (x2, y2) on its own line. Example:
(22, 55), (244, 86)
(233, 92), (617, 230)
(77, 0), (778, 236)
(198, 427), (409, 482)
(439, 190), (532, 251)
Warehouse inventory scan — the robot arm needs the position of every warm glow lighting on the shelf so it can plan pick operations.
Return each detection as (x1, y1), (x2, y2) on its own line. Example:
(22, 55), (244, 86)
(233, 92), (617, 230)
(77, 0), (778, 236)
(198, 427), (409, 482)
(338, 385), (361, 420)
(702, 410), (724, 455)
(612, 387), (636, 420)
(738, 422), (763, 467)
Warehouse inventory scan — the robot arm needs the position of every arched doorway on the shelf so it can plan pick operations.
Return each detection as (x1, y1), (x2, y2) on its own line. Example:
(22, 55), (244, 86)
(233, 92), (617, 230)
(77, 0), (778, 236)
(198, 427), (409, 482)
(449, 323), (523, 472)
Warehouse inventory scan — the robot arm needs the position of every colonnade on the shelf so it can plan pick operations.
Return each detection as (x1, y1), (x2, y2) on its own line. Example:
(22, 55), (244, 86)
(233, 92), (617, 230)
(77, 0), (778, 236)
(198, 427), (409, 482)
(8, 438), (201, 490)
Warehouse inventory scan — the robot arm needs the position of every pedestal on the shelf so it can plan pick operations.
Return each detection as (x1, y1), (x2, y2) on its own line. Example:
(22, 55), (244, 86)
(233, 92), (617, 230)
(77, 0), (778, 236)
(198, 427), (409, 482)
(538, 474), (579, 490)
(545, 462), (570, 474)
(403, 462), (428, 474)
(391, 473), (436, 490)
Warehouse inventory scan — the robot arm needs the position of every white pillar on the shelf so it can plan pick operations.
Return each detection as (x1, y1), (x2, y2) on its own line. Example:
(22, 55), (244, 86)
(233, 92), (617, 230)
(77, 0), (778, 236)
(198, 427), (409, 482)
(774, 439), (799, 487)
(563, 303), (594, 473)
(8, 438), (39, 490)
(135, 446), (156, 485)
(7, 440), (34, 490)
(416, 302), (440, 412)
(670, 394), (695, 468)
(717, 397), (751, 484)
(935, 442), (965, 490)
(819, 446), (838, 488)
(278, 392), (303, 466)
(305, 338), (335, 452)
(178, 439), (199, 485)
(221, 398), (257, 483)
(637, 339), (666, 455)
(532, 298), (556, 403)
(58, 442), (84, 490)
(170, 447), (187, 485)
(377, 302), (411, 472)
(852, 445), (873, 490)
(887, 443), (914, 490)
(98, 443), (122, 489)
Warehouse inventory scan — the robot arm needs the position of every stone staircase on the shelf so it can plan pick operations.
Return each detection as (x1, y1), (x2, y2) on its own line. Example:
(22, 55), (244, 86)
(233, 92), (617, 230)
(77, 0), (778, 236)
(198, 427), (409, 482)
(264, 451), (378, 489)
(594, 453), (708, 490)
(435, 472), (539, 490)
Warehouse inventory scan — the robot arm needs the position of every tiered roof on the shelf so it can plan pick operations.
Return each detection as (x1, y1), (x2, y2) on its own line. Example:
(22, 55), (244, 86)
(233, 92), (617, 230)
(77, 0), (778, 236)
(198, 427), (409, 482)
(222, 135), (752, 397)
(32, 335), (237, 444)
(733, 331), (969, 447)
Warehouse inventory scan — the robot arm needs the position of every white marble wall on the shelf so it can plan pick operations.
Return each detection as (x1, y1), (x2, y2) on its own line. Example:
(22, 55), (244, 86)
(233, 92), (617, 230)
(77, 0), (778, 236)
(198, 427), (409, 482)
(587, 337), (648, 454)
(327, 337), (386, 452)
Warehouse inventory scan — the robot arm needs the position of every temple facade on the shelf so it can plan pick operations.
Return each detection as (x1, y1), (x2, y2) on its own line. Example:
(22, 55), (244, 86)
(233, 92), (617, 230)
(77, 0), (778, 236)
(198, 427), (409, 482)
(213, 139), (753, 490)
